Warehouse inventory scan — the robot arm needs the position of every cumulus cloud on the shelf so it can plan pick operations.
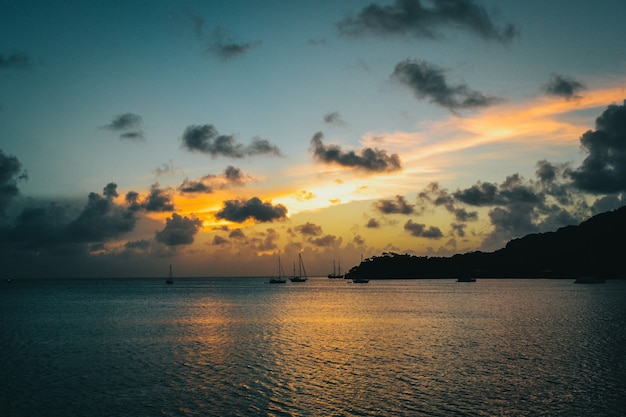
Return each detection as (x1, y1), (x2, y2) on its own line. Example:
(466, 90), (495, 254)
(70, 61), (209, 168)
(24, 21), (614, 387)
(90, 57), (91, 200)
(404, 219), (443, 238)
(570, 100), (626, 194)
(311, 234), (342, 247)
(544, 73), (585, 99)
(155, 213), (202, 246)
(295, 222), (323, 236)
(215, 197), (288, 223)
(310, 131), (401, 173)
(418, 182), (478, 221)
(366, 218), (381, 228)
(374, 195), (414, 214)
(182, 124), (281, 158)
(337, 0), (518, 43)
(102, 113), (145, 140)
(0, 51), (35, 69)
(1, 183), (140, 256)
(0, 150), (28, 216)
(392, 59), (500, 111)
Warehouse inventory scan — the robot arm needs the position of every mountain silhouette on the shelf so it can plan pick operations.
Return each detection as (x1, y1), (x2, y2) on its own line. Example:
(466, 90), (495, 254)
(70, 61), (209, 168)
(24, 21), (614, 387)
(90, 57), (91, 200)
(345, 205), (626, 279)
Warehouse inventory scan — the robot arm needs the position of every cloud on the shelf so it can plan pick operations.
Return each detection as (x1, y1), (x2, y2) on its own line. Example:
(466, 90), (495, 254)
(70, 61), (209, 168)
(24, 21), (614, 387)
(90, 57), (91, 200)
(544, 73), (585, 99)
(181, 124), (281, 158)
(0, 51), (35, 69)
(215, 197), (288, 223)
(1, 183), (141, 256)
(392, 59), (501, 111)
(310, 131), (402, 173)
(324, 111), (347, 126)
(295, 222), (323, 236)
(66, 183), (137, 242)
(207, 27), (261, 60)
(570, 100), (626, 194)
(178, 166), (250, 194)
(229, 229), (245, 239)
(124, 239), (151, 251)
(102, 113), (145, 140)
(374, 194), (414, 214)
(337, 0), (518, 43)
(404, 219), (443, 238)
(366, 218), (381, 228)
(182, 13), (260, 60)
(142, 184), (175, 212)
(310, 234), (342, 247)
(212, 235), (228, 245)
(0, 150), (28, 216)
(155, 213), (202, 246)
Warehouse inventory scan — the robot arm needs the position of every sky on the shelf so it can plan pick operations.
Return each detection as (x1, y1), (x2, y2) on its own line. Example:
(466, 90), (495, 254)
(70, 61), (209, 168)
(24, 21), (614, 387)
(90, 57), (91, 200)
(1, 0), (626, 278)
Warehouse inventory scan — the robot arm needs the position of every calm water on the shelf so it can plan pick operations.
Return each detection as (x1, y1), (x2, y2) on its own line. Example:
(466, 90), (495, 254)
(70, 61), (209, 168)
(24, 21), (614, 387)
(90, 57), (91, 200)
(2, 278), (625, 416)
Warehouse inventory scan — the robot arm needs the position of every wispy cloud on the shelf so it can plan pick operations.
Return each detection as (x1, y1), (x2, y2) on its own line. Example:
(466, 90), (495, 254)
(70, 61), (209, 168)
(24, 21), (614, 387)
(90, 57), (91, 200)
(544, 73), (586, 99)
(0, 51), (35, 69)
(102, 113), (145, 140)
(337, 0), (518, 43)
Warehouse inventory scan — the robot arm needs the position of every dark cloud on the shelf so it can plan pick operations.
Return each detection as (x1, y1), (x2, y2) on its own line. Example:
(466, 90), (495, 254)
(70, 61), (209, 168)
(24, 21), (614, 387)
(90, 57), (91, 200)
(142, 184), (175, 212)
(324, 111), (347, 126)
(337, 0), (518, 43)
(570, 100), (626, 194)
(418, 182), (478, 221)
(178, 166), (249, 194)
(404, 220), (443, 238)
(544, 73), (585, 99)
(295, 222), (323, 236)
(0, 150), (28, 216)
(182, 124), (281, 158)
(215, 197), (288, 223)
(124, 239), (151, 251)
(1, 183), (140, 256)
(366, 218), (381, 228)
(0, 51), (35, 69)
(310, 131), (402, 173)
(155, 213), (202, 246)
(66, 184), (136, 242)
(311, 234), (341, 247)
(374, 195), (414, 214)
(450, 223), (466, 237)
(207, 27), (261, 60)
(392, 59), (500, 111)
(212, 235), (228, 245)
(179, 178), (213, 194)
(102, 113), (144, 140)
(229, 229), (245, 239)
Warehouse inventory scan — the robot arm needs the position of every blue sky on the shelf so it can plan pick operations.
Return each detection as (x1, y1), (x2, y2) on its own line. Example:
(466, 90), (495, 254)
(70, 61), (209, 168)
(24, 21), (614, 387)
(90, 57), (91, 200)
(1, 0), (626, 278)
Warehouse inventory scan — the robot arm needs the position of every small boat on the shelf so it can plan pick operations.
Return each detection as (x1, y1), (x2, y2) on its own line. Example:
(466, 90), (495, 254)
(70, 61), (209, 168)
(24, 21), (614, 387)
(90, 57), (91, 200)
(290, 253), (308, 282)
(456, 276), (476, 282)
(269, 256), (287, 284)
(351, 277), (369, 283)
(328, 260), (344, 279)
(574, 276), (605, 284)
(166, 264), (174, 284)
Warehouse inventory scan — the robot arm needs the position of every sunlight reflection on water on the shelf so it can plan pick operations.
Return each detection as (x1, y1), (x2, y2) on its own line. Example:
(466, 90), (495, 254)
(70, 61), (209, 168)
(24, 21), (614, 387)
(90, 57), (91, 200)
(2, 278), (625, 416)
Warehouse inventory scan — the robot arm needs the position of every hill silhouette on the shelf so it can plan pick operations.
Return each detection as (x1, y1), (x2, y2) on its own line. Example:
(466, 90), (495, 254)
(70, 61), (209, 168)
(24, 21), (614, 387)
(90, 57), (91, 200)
(344, 205), (626, 279)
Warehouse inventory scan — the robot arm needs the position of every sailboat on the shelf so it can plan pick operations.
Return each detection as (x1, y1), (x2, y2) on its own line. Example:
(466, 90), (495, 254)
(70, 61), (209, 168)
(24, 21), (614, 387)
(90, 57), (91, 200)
(269, 256), (287, 284)
(327, 259), (344, 278)
(290, 253), (308, 282)
(166, 264), (174, 285)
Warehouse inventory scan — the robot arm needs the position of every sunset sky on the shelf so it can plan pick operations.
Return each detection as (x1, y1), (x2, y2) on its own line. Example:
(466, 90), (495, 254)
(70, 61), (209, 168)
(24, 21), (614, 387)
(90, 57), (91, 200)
(2, 0), (626, 278)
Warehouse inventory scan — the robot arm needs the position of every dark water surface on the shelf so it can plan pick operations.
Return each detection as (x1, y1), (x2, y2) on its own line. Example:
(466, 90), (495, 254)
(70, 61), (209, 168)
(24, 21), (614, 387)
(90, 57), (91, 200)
(2, 278), (625, 416)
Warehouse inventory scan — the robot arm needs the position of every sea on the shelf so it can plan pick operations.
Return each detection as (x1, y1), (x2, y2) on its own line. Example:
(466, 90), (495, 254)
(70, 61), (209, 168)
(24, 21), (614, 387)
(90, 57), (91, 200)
(2, 277), (625, 417)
